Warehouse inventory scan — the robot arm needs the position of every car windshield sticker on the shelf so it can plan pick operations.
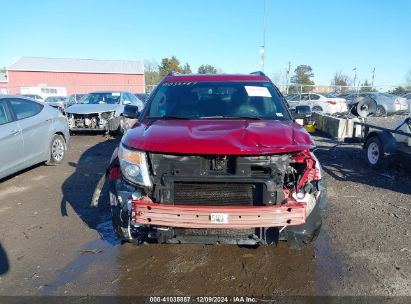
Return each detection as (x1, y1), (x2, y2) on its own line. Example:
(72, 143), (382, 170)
(277, 113), (284, 117)
(112, 93), (121, 96)
(163, 82), (198, 86)
(245, 86), (272, 97)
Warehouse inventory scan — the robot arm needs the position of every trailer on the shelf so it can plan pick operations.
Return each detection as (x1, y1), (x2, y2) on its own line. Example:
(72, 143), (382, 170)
(353, 117), (411, 168)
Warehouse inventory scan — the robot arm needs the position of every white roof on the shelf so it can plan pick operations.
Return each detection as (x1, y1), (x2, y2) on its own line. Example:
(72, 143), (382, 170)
(8, 57), (144, 74)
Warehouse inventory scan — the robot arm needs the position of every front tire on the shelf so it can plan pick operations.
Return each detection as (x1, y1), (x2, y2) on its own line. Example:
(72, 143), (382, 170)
(109, 118), (128, 136)
(47, 134), (66, 165)
(118, 117), (129, 135)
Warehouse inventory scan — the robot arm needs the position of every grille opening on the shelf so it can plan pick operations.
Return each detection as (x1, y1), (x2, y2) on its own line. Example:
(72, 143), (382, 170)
(251, 166), (271, 177)
(173, 182), (263, 206)
(226, 157), (236, 174)
(174, 228), (255, 238)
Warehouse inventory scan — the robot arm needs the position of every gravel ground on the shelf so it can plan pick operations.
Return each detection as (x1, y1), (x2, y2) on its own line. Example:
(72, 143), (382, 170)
(0, 122), (410, 297)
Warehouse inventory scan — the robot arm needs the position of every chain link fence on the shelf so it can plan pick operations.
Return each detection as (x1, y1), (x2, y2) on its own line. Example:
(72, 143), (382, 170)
(276, 84), (410, 95)
(0, 84), (158, 97)
(0, 83), (408, 98)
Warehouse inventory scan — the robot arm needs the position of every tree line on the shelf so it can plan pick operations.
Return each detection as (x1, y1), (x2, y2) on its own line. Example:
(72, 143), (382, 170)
(144, 56), (219, 92)
(144, 56), (411, 94)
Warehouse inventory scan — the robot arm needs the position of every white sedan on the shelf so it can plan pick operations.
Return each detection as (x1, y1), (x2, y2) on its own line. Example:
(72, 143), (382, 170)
(287, 93), (348, 114)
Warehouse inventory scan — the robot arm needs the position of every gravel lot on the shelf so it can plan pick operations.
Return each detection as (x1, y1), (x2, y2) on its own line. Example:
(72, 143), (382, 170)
(366, 114), (408, 130)
(0, 117), (410, 297)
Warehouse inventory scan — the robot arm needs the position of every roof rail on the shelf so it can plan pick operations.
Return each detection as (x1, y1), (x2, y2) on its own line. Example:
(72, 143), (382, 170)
(167, 71), (181, 76)
(250, 71), (266, 76)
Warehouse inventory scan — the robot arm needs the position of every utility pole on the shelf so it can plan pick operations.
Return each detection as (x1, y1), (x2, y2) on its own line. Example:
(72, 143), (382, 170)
(352, 67), (357, 91)
(260, 0), (267, 71)
(371, 67), (376, 88)
(285, 61), (291, 94)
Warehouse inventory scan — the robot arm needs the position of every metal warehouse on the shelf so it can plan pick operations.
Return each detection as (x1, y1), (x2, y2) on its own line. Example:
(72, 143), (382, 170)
(1, 57), (145, 95)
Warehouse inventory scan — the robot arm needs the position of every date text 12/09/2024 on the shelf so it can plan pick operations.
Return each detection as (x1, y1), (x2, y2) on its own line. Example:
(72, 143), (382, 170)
(149, 296), (257, 303)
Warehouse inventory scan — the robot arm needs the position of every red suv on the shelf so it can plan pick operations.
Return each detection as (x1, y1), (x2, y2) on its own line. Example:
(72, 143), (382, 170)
(108, 72), (326, 248)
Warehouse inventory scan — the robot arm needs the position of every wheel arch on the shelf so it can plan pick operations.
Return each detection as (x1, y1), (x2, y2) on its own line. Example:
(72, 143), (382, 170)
(54, 131), (66, 142)
(364, 130), (397, 156)
(46, 132), (67, 165)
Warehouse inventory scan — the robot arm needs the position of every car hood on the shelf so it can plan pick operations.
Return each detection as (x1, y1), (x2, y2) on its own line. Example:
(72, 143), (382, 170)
(122, 120), (315, 155)
(65, 104), (118, 114)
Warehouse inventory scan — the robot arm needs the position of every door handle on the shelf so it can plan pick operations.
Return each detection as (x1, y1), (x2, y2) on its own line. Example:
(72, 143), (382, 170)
(46, 118), (52, 122)
(10, 129), (21, 135)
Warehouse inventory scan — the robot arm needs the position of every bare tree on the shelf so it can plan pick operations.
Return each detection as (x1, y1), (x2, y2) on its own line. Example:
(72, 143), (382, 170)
(405, 70), (411, 91)
(332, 71), (351, 93)
(144, 59), (160, 92)
(270, 70), (286, 90)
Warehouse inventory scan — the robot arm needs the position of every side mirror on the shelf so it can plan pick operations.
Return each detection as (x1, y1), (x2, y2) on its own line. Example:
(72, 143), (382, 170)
(123, 105), (140, 119)
(292, 105), (312, 119)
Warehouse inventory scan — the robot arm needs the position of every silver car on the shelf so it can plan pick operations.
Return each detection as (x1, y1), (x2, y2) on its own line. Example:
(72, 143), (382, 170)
(345, 92), (408, 116)
(44, 96), (67, 112)
(0, 95), (70, 180)
(65, 91), (144, 134)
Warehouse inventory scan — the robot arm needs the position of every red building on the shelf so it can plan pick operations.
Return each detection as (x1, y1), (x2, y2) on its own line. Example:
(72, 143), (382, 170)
(0, 73), (7, 94)
(2, 57), (145, 95)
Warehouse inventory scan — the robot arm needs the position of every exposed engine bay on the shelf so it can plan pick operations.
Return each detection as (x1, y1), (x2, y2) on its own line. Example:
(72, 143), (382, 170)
(109, 149), (326, 246)
(67, 112), (120, 131)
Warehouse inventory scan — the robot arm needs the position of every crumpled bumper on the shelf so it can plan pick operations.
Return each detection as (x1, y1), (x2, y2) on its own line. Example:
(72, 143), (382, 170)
(131, 199), (306, 229)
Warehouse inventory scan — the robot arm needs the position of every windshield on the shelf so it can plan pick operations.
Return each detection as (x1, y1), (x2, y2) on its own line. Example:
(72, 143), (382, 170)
(46, 97), (65, 102)
(144, 81), (290, 120)
(323, 93), (337, 98)
(78, 92), (121, 104)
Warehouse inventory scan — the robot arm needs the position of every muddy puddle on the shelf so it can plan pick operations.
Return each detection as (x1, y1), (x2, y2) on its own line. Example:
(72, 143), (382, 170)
(42, 213), (343, 296)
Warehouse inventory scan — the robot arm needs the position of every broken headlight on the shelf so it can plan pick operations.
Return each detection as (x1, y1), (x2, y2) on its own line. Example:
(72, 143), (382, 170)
(100, 111), (115, 120)
(118, 144), (152, 187)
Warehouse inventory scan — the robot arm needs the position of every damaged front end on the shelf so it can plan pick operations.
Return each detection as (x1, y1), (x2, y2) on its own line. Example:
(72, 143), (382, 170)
(108, 146), (326, 247)
(67, 111), (120, 132)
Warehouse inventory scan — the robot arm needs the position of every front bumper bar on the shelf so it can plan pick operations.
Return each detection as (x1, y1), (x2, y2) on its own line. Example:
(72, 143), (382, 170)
(131, 200), (306, 229)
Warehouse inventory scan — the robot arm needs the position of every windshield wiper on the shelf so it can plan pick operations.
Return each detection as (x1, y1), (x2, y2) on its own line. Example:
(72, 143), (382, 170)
(200, 115), (262, 120)
(145, 115), (191, 120)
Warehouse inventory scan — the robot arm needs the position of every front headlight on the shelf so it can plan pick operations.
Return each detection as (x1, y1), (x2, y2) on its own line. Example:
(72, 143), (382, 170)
(100, 111), (115, 120)
(118, 144), (152, 187)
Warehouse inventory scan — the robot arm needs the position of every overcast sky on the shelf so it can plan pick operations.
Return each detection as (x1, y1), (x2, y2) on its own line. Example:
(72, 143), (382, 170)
(1, 0), (410, 86)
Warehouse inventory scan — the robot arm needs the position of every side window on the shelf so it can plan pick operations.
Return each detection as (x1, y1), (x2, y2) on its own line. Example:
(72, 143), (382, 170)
(301, 94), (309, 101)
(128, 93), (137, 104)
(310, 94), (320, 100)
(9, 99), (43, 120)
(0, 101), (13, 125)
(127, 93), (144, 111)
(133, 95), (144, 111)
(122, 93), (130, 104)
